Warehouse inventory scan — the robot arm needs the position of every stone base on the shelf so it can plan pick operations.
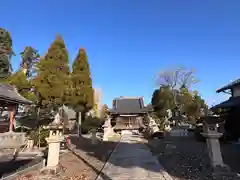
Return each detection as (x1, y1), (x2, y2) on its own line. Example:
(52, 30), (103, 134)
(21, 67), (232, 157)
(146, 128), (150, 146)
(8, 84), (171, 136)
(103, 137), (109, 141)
(91, 139), (98, 145)
(39, 165), (64, 179)
(211, 164), (236, 177)
(103, 132), (115, 141)
(103, 135), (115, 142)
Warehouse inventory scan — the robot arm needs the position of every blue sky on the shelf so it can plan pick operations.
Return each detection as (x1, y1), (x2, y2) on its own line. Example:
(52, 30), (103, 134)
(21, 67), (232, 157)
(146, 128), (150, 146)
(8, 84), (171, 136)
(1, 0), (240, 107)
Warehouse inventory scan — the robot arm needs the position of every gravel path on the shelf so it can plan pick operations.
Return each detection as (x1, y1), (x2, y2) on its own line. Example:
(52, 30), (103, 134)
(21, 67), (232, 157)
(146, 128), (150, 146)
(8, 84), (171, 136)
(96, 133), (172, 180)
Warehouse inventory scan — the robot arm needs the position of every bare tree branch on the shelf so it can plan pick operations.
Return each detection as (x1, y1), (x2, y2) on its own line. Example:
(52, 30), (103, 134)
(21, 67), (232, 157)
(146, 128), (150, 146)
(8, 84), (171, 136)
(157, 67), (199, 90)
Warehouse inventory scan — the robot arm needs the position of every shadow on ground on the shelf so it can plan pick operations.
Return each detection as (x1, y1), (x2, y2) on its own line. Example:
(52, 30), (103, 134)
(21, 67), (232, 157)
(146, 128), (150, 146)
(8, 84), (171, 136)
(148, 136), (240, 180)
(70, 135), (240, 180)
(0, 157), (43, 178)
(70, 135), (173, 179)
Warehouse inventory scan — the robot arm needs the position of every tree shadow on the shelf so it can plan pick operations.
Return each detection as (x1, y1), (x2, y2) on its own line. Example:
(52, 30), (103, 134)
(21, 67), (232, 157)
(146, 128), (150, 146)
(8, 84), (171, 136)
(70, 134), (240, 179)
(70, 134), (171, 179)
(221, 142), (240, 173)
(68, 149), (112, 180)
(0, 157), (43, 178)
(147, 136), (240, 180)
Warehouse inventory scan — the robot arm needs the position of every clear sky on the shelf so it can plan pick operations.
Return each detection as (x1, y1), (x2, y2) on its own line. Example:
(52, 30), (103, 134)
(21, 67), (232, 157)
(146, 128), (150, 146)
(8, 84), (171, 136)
(1, 0), (240, 107)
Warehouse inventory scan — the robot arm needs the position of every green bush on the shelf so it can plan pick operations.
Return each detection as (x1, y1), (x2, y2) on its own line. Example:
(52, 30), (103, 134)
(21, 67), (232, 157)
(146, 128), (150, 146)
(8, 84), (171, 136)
(28, 126), (49, 147)
(81, 123), (90, 134)
(81, 116), (105, 134)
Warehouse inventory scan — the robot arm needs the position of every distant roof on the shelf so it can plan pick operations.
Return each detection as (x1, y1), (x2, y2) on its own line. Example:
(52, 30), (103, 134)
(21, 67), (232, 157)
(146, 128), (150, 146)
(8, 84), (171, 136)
(109, 97), (151, 114)
(216, 79), (240, 93)
(0, 84), (32, 105)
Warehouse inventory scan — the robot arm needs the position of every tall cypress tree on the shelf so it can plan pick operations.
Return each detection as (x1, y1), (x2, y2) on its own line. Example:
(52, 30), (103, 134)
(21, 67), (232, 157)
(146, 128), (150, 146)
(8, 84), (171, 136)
(33, 35), (70, 109)
(0, 28), (14, 79)
(69, 48), (94, 114)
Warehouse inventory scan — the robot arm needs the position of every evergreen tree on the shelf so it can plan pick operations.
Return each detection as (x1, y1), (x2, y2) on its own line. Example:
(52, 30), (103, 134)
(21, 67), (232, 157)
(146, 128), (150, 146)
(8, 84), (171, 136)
(183, 90), (207, 122)
(8, 70), (37, 102)
(69, 48), (94, 114)
(0, 28), (15, 79)
(20, 46), (40, 77)
(151, 86), (174, 115)
(33, 35), (70, 109)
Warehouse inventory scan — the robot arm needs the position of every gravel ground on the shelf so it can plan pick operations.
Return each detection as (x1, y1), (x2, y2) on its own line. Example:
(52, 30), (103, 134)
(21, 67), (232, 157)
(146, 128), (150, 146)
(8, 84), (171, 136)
(146, 137), (240, 180)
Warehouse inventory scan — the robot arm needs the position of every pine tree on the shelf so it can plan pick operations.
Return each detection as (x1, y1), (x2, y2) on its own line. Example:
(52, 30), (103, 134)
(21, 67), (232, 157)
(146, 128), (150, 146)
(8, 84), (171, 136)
(69, 48), (94, 113)
(33, 35), (70, 109)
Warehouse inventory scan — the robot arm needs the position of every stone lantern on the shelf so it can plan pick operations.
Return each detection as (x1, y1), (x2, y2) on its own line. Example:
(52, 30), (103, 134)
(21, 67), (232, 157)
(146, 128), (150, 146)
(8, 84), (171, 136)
(200, 116), (230, 174)
(41, 113), (64, 175)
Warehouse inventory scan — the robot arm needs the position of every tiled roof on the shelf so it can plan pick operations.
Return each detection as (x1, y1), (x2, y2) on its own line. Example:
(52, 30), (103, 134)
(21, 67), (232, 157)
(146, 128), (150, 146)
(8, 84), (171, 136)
(216, 78), (240, 93)
(110, 97), (150, 114)
(0, 84), (32, 105)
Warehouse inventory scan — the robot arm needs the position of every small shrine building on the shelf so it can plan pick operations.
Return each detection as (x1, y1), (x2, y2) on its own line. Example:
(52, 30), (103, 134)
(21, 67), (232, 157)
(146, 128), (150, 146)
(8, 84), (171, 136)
(109, 96), (152, 131)
(0, 84), (32, 132)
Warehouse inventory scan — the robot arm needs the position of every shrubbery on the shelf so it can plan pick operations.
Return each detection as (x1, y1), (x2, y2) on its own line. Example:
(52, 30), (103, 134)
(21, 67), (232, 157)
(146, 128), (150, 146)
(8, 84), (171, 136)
(81, 116), (105, 134)
(28, 126), (49, 147)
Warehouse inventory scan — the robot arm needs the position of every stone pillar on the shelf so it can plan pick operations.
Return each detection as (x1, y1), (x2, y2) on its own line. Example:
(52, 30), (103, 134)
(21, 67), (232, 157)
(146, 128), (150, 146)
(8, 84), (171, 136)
(201, 123), (230, 173)
(91, 129), (97, 145)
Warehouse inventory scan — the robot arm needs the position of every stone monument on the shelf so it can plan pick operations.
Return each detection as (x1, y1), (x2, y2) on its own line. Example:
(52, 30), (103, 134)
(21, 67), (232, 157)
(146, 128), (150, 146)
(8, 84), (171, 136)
(102, 116), (114, 141)
(201, 116), (230, 175)
(40, 113), (65, 176)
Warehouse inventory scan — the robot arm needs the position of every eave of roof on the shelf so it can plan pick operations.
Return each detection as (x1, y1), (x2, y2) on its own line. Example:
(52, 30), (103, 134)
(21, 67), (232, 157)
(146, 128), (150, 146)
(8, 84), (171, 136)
(216, 79), (240, 93)
(0, 96), (32, 105)
(109, 109), (148, 114)
(0, 84), (32, 105)
(211, 96), (240, 109)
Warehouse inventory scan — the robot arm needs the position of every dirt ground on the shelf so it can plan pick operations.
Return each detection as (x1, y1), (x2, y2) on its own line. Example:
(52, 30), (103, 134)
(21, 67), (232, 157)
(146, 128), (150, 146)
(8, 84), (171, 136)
(146, 136), (240, 180)
(13, 135), (119, 180)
